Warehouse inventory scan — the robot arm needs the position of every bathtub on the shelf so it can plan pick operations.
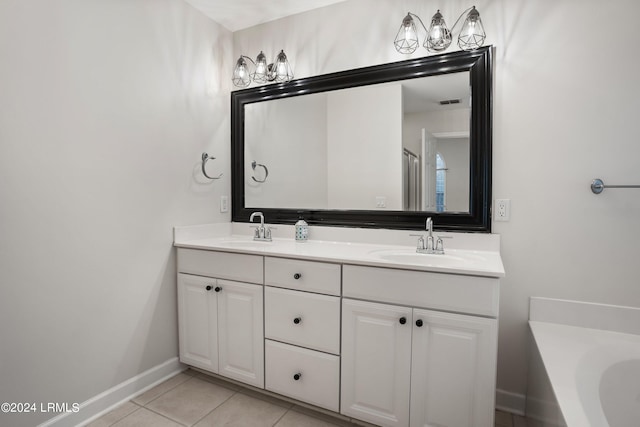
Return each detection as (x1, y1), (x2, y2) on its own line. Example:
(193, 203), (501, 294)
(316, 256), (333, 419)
(526, 297), (640, 427)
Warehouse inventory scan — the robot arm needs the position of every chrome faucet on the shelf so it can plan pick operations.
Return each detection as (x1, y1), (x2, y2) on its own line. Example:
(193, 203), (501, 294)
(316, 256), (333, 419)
(413, 217), (445, 254)
(249, 211), (272, 241)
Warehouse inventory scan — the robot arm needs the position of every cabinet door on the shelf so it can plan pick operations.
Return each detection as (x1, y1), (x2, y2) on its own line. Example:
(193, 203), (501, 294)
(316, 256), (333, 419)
(177, 273), (218, 372)
(217, 279), (264, 388)
(341, 299), (412, 427)
(410, 309), (497, 427)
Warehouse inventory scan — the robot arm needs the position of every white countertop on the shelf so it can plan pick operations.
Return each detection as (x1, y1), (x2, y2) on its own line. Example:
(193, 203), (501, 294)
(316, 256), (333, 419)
(173, 223), (505, 278)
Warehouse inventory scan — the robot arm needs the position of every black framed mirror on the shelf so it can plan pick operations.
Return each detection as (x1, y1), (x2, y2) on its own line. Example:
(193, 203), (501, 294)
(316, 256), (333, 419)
(232, 46), (492, 232)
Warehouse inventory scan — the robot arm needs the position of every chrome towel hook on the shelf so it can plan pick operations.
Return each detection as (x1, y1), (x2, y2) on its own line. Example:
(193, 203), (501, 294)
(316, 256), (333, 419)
(251, 161), (269, 183)
(201, 153), (222, 180)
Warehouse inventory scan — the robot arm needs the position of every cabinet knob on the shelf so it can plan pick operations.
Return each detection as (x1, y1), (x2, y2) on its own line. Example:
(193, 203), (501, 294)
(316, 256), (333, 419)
(214, 286), (222, 292)
(293, 373), (302, 381)
(293, 317), (302, 325)
(293, 273), (302, 280)
(416, 319), (424, 327)
(399, 317), (407, 325)
(206, 285), (213, 291)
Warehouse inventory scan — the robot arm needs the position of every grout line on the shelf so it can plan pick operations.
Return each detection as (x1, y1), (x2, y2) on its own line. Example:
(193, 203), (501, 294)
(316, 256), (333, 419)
(270, 406), (290, 427)
(183, 388), (240, 427)
(134, 372), (192, 406)
(140, 405), (189, 427)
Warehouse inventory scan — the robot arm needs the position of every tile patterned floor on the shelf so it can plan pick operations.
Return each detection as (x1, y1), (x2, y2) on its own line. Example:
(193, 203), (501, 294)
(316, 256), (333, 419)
(86, 370), (532, 427)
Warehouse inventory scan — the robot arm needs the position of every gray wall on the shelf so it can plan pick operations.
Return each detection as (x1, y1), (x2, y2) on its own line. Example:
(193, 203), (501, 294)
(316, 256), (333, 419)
(0, 0), (232, 425)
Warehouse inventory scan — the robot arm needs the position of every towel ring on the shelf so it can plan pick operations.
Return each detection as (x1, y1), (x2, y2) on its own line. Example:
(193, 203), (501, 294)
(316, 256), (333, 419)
(201, 153), (222, 180)
(251, 161), (269, 183)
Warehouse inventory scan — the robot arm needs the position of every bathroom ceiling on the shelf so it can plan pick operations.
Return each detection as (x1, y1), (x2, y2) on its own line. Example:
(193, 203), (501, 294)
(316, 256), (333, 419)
(183, 0), (349, 31)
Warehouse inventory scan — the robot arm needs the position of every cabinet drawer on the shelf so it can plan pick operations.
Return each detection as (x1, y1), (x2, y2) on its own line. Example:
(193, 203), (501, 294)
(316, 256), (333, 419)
(177, 248), (263, 284)
(265, 340), (340, 412)
(265, 287), (340, 354)
(343, 265), (499, 317)
(265, 257), (340, 296)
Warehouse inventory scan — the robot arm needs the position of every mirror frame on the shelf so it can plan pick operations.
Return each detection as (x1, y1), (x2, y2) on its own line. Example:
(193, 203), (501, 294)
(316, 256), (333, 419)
(231, 46), (493, 232)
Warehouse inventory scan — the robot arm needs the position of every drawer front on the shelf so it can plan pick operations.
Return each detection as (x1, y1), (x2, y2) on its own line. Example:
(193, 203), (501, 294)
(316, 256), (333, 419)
(265, 340), (340, 412)
(265, 287), (340, 354)
(265, 257), (341, 296)
(343, 265), (499, 317)
(177, 248), (263, 284)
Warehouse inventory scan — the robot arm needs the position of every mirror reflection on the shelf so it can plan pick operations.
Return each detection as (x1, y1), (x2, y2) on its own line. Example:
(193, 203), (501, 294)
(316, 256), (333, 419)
(244, 72), (471, 213)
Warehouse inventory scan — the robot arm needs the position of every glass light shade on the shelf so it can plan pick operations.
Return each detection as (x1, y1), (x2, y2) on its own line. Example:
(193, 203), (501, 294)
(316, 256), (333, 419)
(273, 50), (294, 83)
(425, 10), (452, 52)
(457, 6), (486, 51)
(232, 56), (252, 87)
(394, 13), (420, 54)
(252, 51), (268, 83)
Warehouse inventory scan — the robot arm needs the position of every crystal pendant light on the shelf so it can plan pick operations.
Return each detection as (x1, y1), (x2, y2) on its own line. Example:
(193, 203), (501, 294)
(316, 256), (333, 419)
(425, 10), (452, 52)
(394, 13), (421, 54)
(252, 51), (268, 83)
(457, 6), (486, 51)
(232, 56), (253, 87)
(273, 50), (294, 83)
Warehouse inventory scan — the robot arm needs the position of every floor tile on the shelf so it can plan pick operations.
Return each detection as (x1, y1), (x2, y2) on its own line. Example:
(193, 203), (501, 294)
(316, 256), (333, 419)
(194, 392), (288, 427)
(110, 407), (183, 427)
(145, 377), (236, 425)
(495, 409), (514, 427)
(86, 401), (140, 427)
(132, 372), (191, 405)
(275, 410), (345, 427)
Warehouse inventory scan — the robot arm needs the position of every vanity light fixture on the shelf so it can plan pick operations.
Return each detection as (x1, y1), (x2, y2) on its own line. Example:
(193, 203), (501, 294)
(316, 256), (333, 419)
(232, 50), (294, 88)
(426, 10), (452, 52)
(232, 55), (253, 88)
(457, 6), (486, 51)
(393, 13), (423, 54)
(394, 6), (486, 55)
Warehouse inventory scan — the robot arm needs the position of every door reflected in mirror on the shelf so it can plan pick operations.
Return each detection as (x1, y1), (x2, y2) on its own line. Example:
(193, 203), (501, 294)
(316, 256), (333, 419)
(245, 72), (470, 213)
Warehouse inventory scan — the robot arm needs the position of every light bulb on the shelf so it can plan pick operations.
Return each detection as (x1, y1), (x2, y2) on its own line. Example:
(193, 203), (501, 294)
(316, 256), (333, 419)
(252, 51), (268, 83)
(232, 56), (252, 87)
(425, 10), (452, 52)
(394, 13), (420, 54)
(458, 6), (486, 51)
(273, 50), (293, 83)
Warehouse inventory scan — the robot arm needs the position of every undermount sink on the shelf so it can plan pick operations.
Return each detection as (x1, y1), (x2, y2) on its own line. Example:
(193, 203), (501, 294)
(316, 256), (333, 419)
(367, 248), (488, 267)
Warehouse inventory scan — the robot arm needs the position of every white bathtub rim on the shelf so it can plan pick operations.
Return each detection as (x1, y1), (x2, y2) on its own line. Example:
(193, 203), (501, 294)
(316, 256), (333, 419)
(529, 320), (640, 427)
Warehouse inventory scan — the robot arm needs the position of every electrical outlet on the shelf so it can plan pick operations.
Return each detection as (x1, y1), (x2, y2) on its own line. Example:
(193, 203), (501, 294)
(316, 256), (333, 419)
(375, 196), (386, 208)
(220, 195), (229, 213)
(495, 199), (510, 221)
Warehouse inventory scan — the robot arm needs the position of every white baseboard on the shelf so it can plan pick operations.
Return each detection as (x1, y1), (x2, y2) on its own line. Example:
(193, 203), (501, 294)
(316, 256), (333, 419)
(495, 388), (526, 415)
(38, 357), (185, 427)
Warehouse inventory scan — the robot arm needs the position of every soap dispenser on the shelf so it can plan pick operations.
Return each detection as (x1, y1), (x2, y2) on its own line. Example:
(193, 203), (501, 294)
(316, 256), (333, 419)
(295, 218), (309, 242)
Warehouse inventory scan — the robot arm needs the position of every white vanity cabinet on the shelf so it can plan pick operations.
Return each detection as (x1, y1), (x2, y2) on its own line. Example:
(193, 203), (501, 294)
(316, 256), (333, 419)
(263, 257), (342, 412)
(341, 265), (499, 427)
(177, 249), (264, 388)
(174, 238), (502, 427)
